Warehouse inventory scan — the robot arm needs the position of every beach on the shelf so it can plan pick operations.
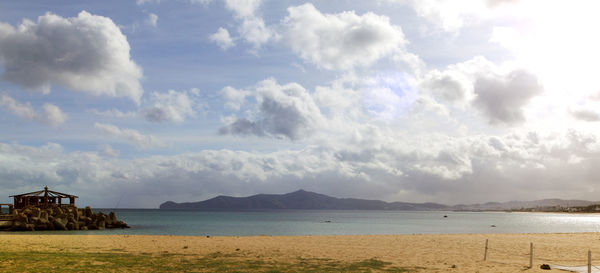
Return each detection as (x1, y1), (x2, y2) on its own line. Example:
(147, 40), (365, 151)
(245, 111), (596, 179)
(0, 233), (599, 272)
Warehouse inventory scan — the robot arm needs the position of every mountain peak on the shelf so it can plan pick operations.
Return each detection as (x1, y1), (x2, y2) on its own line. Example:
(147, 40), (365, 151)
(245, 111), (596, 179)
(288, 189), (312, 195)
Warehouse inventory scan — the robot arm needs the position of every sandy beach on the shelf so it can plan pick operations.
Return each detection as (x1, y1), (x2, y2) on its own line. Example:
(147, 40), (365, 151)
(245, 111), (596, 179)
(0, 233), (599, 272)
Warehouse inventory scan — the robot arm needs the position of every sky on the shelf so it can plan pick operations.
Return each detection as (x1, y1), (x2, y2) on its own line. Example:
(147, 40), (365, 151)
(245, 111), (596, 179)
(1, 0), (600, 208)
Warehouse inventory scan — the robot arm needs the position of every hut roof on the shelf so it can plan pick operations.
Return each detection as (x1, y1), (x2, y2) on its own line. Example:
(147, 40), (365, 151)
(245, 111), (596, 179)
(9, 187), (78, 198)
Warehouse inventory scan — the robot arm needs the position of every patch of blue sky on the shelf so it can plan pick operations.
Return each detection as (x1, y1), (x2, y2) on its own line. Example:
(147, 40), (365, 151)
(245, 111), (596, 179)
(363, 72), (418, 121)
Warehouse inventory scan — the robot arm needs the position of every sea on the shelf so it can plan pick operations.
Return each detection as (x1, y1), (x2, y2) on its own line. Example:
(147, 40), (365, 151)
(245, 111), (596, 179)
(8, 209), (600, 236)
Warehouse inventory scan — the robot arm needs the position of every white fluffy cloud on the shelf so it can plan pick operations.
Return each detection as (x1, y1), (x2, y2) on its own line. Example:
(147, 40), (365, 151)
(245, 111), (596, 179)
(142, 89), (197, 123)
(0, 11), (143, 103)
(223, 0), (275, 49)
(210, 27), (235, 50)
(94, 123), (163, 149)
(220, 78), (324, 140)
(0, 93), (67, 126)
(221, 86), (249, 110)
(282, 3), (408, 70)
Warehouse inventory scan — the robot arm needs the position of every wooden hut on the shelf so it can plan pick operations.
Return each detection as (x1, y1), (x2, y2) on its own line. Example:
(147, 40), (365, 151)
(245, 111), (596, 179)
(10, 186), (78, 210)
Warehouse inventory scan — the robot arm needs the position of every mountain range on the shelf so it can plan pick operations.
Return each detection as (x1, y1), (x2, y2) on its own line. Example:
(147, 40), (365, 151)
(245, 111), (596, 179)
(159, 190), (599, 211)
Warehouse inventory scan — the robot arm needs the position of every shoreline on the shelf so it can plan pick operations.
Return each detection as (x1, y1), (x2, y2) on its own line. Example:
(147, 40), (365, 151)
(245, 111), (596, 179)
(1, 232), (599, 272)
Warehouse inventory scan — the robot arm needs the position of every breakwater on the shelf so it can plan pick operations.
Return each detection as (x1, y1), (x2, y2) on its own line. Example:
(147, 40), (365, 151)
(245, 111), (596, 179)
(1, 206), (129, 231)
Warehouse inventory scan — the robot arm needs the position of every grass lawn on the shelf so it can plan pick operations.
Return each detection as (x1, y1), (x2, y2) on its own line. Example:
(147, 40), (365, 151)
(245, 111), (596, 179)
(0, 250), (423, 272)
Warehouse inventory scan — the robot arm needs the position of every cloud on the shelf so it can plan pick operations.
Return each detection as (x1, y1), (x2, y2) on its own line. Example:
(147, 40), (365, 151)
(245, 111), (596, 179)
(41, 103), (67, 126)
(137, 0), (211, 4)
(221, 86), (249, 110)
(220, 78), (324, 140)
(136, 0), (158, 5)
(89, 108), (137, 118)
(571, 109), (600, 122)
(473, 69), (543, 125)
(142, 89), (197, 123)
(393, 0), (519, 33)
(223, 0), (275, 49)
(98, 144), (119, 157)
(94, 122), (163, 149)
(3, 129), (600, 207)
(224, 0), (262, 17)
(0, 11), (143, 104)
(281, 3), (408, 70)
(418, 56), (543, 125)
(210, 27), (235, 50)
(0, 93), (36, 120)
(145, 13), (158, 27)
(189, 0), (213, 4)
(418, 56), (494, 107)
(420, 69), (470, 105)
(0, 93), (66, 126)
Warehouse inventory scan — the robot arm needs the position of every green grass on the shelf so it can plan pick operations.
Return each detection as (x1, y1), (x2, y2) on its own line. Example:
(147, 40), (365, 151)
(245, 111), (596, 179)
(0, 251), (422, 272)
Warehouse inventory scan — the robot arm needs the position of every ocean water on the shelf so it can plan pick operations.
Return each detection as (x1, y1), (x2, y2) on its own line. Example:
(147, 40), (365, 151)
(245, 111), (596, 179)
(8, 209), (600, 236)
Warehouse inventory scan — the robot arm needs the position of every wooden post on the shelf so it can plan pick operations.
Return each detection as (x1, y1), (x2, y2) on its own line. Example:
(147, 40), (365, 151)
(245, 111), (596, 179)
(43, 186), (49, 208)
(588, 249), (591, 273)
(483, 239), (488, 261)
(529, 243), (533, 269)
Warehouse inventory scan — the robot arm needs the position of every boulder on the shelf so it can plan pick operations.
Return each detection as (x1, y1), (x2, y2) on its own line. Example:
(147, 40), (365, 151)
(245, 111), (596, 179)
(52, 218), (67, 231)
(84, 206), (93, 217)
(15, 213), (28, 224)
(22, 208), (32, 216)
(115, 220), (130, 229)
(32, 208), (41, 218)
(29, 217), (39, 225)
(108, 212), (117, 225)
(71, 210), (79, 222)
(39, 211), (49, 223)
(97, 220), (105, 230)
(54, 207), (64, 216)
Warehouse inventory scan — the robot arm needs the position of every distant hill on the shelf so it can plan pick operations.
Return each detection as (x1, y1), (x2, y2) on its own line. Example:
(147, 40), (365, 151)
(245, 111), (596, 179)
(159, 190), (600, 211)
(159, 189), (448, 211)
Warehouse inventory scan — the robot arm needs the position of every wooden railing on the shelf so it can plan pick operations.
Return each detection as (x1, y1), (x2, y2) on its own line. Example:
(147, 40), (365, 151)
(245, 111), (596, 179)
(0, 203), (14, 215)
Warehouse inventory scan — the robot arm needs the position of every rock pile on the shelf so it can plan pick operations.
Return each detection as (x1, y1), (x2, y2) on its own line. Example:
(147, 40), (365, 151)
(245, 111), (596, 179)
(8, 206), (129, 231)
